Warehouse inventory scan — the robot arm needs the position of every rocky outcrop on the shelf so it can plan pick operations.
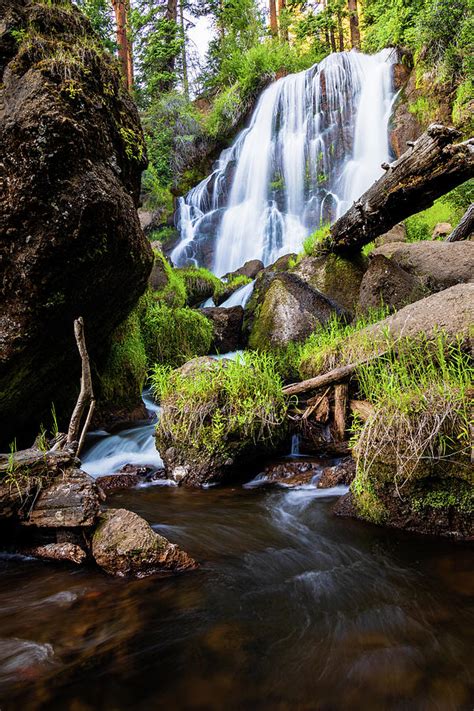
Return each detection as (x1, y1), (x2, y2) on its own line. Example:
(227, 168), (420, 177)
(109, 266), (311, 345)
(389, 71), (424, 158)
(91, 508), (197, 578)
(358, 254), (426, 312)
(0, 0), (153, 447)
(248, 273), (347, 349)
(224, 259), (264, 280)
(374, 223), (407, 247)
(201, 306), (244, 353)
(372, 241), (474, 293)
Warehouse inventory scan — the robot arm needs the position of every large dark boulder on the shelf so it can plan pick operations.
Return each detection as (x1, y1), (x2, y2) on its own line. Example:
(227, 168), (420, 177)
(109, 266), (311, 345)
(359, 254), (426, 312)
(0, 0), (153, 446)
(201, 306), (244, 353)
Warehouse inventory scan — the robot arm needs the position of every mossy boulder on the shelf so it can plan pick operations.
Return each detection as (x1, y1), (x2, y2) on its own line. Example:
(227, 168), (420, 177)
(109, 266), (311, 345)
(149, 252), (186, 307)
(291, 253), (366, 314)
(0, 0), (153, 446)
(248, 273), (347, 350)
(91, 508), (197, 578)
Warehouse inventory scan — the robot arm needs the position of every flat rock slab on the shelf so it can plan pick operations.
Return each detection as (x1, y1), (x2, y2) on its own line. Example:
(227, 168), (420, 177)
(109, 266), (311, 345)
(26, 468), (102, 528)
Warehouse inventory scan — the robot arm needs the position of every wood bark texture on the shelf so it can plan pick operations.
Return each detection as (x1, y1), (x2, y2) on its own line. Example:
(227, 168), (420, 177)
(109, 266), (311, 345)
(67, 318), (95, 451)
(328, 125), (474, 254)
(447, 204), (474, 242)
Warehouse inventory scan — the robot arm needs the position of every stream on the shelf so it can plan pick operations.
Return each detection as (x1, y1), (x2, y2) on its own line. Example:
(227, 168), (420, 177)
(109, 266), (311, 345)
(0, 404), (473, 709)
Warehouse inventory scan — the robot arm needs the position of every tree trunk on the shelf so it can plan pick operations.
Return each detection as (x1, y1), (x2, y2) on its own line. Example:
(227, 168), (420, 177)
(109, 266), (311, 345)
(179, 0), (189, 99)
(329, 25), (337, 52)
(327, 125), (474, 255)
(166, 0), (178, 22)
(337, 11), (344, 51)
(278, 0), (289, 41)
(447, 204), (474, 241)
(333, 383), (348, 440)
(347, 0), (360, 49)
(269, 0), (278, 36)
(111, 0), (133, 90)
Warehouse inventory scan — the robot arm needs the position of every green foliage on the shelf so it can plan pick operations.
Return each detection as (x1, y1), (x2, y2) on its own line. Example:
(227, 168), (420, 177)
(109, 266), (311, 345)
(351, 333), (472, 483)
(151, 251), (187, 308)
(74, 0), (115, 51)
(298, 307), (389, 379)
(405, 184), (471, 241)
(97, 308), (148, 410)
(152, 350), (288, 467)
(302, 223), (330, 256)
(142, 302), (213, 367)
(148, 226), (177, 244)
(412, 479), (474, 513)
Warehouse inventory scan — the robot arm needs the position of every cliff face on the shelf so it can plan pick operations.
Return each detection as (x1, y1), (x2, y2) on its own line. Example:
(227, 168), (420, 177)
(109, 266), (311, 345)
(0, 0), (153, 446)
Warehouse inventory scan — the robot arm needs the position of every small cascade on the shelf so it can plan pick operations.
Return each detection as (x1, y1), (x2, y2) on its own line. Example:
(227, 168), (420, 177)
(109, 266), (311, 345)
(172, 48), (396, 276)
(290, 434), (301, 457)
(219, 281), (255, 308)
(81, 392), (163, 479)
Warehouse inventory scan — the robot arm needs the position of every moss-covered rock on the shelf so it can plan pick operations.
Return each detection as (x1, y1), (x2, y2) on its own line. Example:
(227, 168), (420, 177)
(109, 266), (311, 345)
(0, 0), (153, 447)
(248, 273), (346, 350)
(149, 251), (187, 307)
(291, 253), (366, 314)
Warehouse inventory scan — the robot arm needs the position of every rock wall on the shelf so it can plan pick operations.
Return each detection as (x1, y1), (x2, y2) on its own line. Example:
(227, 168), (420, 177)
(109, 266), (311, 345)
(0, 0), (153, 446)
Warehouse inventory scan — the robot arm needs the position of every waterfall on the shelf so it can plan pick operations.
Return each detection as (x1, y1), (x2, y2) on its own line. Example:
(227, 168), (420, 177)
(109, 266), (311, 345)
(172, 48), (396, 276)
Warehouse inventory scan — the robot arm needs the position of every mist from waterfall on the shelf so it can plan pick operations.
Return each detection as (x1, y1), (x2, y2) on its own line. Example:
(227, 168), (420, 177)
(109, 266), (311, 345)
(171, 49), (396, 276)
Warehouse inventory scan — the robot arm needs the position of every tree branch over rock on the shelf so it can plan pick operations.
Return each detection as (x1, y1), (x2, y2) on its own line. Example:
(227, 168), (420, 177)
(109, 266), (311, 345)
(324, 124), (474, 254)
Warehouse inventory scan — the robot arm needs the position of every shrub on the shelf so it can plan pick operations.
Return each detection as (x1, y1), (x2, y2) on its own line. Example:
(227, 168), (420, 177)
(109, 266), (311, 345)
(142, 302), (213, 367)
(152, 351), (288, 472)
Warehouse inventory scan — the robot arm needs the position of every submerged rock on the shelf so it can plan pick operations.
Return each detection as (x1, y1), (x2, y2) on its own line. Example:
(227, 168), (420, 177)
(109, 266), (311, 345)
(0, 0), (153, 447)
(91, 509), (197, 578)
(96, 465), (165, 492)
(260, 456), (356, 489)
(25, 542), (87, 565)
(201, 306), (244, 353)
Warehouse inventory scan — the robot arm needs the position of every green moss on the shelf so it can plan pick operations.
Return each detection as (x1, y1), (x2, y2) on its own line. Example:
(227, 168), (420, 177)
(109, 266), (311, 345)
(412, 478), (474, 514)
(97, 308), (148, 412)
(351, 468), (388, 524)
(248, 279), (287, 351)
(178, 266), (222, 306)
(151, 251), (187, 308)
(452, 79), (474, 135)
(119, 126), (145, 163)
(142, 302), (213, 367)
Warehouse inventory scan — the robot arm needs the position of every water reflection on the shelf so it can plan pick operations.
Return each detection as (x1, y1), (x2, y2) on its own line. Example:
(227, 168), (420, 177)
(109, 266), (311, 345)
(0, 485), (472, 710)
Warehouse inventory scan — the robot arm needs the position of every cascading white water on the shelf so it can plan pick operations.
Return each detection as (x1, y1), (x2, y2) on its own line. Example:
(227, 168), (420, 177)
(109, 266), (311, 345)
(171, 48), (396, 276)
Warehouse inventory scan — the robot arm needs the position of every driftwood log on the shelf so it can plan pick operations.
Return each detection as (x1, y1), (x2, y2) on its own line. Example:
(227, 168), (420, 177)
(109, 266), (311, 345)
(327, 124), (474, 254)
(283, 361), (365, 396)
(447, 204), (474, 242)
(66, 317), (95, 455)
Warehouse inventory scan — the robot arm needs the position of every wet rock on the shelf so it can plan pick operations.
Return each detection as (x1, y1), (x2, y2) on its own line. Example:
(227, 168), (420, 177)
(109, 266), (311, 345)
(292, 253), (366, 314)
(374, 223), (407, 247)
(25, 542), (87, 565)
(0, 0), (153, 448)
(317, 458), (355, 488)
(25, 469), (101, 528)
(359, 254), (426, 312)
(225, 259), (264, 280)
(201, 306), (244, 353)
(91, 508), (197, 578)
(96, 465), (165, 492)
(262, 460), (321, 487)
(248, 272), (347, 349)
(389, 71), (424, 158)
(432, 222), (452, 239)
(270, 253), (297, 272)
(372, 241), (474, 293)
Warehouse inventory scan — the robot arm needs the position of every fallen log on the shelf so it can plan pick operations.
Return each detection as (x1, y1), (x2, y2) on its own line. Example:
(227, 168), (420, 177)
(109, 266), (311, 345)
(326, 124), (474, 254)
(447, 204), (474, 242)
(283, 362), (358, 396)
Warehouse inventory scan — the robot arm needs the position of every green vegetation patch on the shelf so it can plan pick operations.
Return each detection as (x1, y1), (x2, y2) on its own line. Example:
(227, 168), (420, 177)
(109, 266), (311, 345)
(152, 351), (288, 471)
(142, 302), (213, 368)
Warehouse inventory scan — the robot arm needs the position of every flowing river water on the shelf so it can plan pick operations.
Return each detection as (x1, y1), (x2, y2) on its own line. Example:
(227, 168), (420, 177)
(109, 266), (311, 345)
(0, 393), (473, 710)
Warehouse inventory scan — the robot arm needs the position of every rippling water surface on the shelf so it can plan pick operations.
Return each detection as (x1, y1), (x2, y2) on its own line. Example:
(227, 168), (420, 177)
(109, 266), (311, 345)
(0, 484), (473, 710)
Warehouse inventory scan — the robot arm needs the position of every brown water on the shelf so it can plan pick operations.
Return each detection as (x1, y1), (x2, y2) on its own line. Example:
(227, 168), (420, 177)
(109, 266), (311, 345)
(0, 483), (473, 710)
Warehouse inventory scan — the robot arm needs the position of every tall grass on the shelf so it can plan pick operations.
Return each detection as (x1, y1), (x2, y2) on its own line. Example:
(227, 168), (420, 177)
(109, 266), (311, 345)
(351, 333), (473, 493)
(152, 351), (288, 465)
